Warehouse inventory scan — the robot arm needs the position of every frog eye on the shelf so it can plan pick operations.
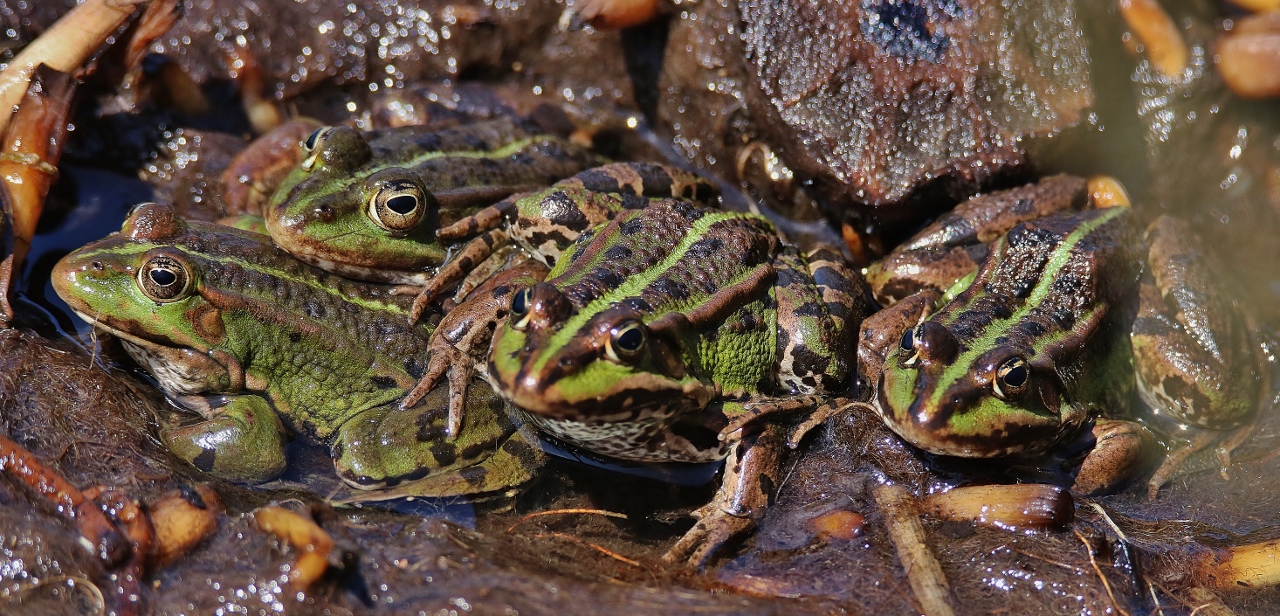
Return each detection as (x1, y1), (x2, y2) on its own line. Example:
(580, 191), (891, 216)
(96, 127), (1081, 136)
(509, 288), (533, 330)
(605, 320), (646, 363)
(898, 326), (922, 368)
(137, 255), (192, 303)
(992, 356), (1030, 400)
(299, 127), (334, 171)
(368, 180), (428, 232)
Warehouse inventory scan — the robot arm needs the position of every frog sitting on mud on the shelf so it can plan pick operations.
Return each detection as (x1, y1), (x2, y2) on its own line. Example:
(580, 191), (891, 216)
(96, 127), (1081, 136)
(54, 203), (544, 499)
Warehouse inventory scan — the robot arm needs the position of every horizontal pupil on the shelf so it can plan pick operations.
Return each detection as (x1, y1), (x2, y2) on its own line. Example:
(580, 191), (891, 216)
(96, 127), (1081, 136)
(386, 194), (417, 215)
(151, 269), (177, 286)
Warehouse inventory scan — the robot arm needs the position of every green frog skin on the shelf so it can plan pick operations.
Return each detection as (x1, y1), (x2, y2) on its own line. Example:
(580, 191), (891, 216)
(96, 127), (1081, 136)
(264, 116), (602, 285)
(53, 203), (543, 498)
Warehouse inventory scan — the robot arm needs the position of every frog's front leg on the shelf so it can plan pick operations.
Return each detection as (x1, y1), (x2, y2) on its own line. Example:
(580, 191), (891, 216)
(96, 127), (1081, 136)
(335, 380), (545, 497)
(1071, 419), (1159, 496)
(163, 395), (288, 483)
(1132, 215), (1264, 496)
(400, 260), (550, 437)
(663, 422), (784, 568)
(410, 228), (513, 321)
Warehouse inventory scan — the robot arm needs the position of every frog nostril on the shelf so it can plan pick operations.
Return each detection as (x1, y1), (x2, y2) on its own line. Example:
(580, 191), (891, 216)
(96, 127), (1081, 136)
(314, 204), (335, 222)
(91, 260), (104, 271)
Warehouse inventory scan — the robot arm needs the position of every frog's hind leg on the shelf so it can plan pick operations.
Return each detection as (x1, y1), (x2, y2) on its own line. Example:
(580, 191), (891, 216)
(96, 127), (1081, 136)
(663, 423), (784, 568)
(1135, 216), (1267, 497)
(336, 386), (544, 498)
(772, 246), (869, 398)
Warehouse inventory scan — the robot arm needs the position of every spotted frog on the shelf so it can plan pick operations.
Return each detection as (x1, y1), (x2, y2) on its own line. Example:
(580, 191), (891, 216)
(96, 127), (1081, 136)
(484, 199), (872, 565)
(53, 203), (544, 498)
(858, 178), (1266, 496)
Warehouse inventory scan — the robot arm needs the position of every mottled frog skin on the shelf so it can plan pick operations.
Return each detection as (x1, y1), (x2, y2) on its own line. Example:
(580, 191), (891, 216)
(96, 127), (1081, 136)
(487, 199), (871, 565)
(264, 116), (602, 284)
(859, 185), (1264, 496)
(53, 203), (543, 498)
(401, 162), (724, 436)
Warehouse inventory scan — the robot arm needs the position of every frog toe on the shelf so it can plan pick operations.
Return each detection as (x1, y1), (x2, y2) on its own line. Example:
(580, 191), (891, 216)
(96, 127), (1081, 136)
(662, 512), (754, 569)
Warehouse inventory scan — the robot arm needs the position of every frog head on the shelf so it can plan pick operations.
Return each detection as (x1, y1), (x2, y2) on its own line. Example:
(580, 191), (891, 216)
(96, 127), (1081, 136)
(489, 281), (718, 431)
(878, 318), (1087, 458)
(265, 126), (443, 283)
(52, 203), (246, 395)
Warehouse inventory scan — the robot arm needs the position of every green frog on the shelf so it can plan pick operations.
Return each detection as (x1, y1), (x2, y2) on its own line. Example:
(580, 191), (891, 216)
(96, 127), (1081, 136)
(392, 162), (723, 437)
(482, 199), (872, 565)
(53, 203), (544, 499)
(263, 115), (602, 285)
(857, 181), (1265, 496)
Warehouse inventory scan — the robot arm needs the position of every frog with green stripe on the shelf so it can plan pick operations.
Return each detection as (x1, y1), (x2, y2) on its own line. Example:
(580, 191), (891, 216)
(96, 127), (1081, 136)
(398, 162), (725, 436)
(484, 199), (872, 565)
(263, 115), (603, 285)
(857, 179), (1266, 496)
(53, 203), (544, 499)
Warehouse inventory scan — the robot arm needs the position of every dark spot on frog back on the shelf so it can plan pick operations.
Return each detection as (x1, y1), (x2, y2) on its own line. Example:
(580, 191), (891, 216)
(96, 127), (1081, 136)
(403, 357), (425, 379)
(668, 199), (706, 221)
(303, 300), (326, 319)
(589, 267), (624, 288)
(685, 237), (723, 259)
(542, 191), (591, 231)
(619, 218), (645, 235)
(651, 277), (690, 301)
(578, 168), (634, 194)
(415, 134), (443, 151)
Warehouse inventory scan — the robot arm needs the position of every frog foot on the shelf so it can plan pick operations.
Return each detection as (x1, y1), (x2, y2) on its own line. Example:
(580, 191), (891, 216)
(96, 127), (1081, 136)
(1146, 427), (1231, 499)
(664, 424), (784, 568)
(662, 506), (755, 569)
(718, 394), (825, 444)
(785, 399), (866, 448)
(401, 346), (474, 440)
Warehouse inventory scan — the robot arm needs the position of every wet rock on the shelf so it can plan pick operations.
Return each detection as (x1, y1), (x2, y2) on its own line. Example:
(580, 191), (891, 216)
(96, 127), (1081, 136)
(658, 0), (1093, 227)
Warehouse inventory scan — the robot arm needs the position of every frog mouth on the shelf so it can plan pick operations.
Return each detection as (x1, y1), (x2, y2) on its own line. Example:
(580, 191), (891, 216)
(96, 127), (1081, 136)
(500, 371), (717, 422)
(71, 309), (183, 354)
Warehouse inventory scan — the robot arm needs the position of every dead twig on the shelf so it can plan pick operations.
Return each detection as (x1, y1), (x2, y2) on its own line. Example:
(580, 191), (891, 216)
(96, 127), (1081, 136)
(1074, 529), (1129, 616)
(506, 508), (628, 533)
(873, 483), (956, 616)
(531, 532), (643, 568)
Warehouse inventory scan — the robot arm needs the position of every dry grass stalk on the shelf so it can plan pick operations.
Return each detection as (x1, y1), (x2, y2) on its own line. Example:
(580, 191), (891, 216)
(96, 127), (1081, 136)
(0, 0), (145, 133)
(874, 483), (956, 616)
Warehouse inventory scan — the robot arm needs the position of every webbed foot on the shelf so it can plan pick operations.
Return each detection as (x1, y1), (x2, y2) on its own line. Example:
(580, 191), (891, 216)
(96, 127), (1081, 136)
(662, 424), (783, 568)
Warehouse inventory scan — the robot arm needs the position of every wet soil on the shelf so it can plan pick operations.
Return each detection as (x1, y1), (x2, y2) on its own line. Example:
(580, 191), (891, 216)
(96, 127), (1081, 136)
(5, 0), (1280, 614)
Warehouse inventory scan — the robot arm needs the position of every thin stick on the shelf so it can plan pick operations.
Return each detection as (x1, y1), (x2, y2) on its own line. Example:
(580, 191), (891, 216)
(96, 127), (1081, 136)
(507, 508), (628, 533)
(873, 483), (956, 616)
(533, 532), (643, 568)
(1074, 529), (1129, 616)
